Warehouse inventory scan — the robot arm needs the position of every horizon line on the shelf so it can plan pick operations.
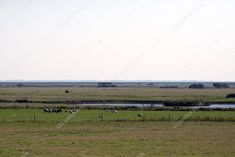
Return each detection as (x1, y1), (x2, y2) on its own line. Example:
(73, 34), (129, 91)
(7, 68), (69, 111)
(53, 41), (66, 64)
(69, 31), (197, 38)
(0, 80), (234, 82)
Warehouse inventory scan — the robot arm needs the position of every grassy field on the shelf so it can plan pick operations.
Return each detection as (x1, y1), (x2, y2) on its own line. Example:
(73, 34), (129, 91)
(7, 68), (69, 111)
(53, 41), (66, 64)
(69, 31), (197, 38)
(0, 87), (235, 103)
(0, 109), (235, 157)
(1, 87), (235, 157)
(0, 120), (234, 157)
(0, 109), (235, 122)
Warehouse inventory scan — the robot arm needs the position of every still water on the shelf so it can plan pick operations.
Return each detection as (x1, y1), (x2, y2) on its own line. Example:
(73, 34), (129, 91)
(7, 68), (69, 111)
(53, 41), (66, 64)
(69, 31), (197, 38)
(82, 104), (235, 109)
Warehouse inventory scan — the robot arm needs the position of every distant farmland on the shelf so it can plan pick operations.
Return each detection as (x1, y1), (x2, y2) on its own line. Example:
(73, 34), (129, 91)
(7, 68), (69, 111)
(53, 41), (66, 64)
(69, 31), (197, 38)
(0, 86), (235, 105)
(0, 81), (235, 88)
(0, 83), (235, 157)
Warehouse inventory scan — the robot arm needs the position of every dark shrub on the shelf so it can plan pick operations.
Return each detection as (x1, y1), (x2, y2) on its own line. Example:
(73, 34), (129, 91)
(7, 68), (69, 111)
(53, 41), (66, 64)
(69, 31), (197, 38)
(225, 93), (235, 98)
(160, 86), (178, 88)
(17, 83), (24, 87)
(97, 82), (117, 87)
(163, 100), (206, 106)
(189, 84), (205, 89)
(213, 83), (229, 88)
(146, 83), (154, 86)
(65, 90), (70, 94)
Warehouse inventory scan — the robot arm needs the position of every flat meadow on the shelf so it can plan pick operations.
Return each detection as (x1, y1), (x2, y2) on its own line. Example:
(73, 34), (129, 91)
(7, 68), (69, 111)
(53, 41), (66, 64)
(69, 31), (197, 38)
(0, 109), (235, 122)
(0, 87), (235, 157)
(0, 109), (235, 157)
(0, 87), (235, 103)
(0, 120), (234, 157)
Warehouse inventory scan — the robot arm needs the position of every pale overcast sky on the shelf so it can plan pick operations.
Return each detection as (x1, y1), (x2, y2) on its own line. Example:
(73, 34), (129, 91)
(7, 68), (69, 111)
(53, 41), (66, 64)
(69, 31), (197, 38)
(0, 0), (234, 81)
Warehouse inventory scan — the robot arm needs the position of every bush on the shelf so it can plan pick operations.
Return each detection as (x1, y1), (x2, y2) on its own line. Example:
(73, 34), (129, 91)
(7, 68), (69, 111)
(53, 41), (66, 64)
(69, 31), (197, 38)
(65, 90), (70, 94)
(17, 83), (24, 87)
(146, 83), (154, 86)
(163, 100), (207, 106)
(189, 84), (205, 89)
(213, 83), (229, 88)
(225, 93), (235, 98)
(160, 86), (178, 88)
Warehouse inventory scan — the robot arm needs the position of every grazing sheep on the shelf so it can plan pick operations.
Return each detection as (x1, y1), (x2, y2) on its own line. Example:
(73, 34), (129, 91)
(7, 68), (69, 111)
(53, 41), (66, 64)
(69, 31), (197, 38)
(65, 109), (79, 113)
(69, 109), (76, 113)
(43, 108), (62, 113)
(111, 110), (118, 113)
(43, 108), (50, 113)
(51, 109), (57, 113)
(56, 109), (62, 113)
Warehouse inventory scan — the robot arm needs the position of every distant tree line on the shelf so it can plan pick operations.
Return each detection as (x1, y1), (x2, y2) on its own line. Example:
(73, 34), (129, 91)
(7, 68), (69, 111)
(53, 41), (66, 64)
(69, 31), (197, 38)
(189, 84), (205, 89)
(160, 86), (178, 88)
(188, 83), (230, 89)
(97, 82), (117, 87)
(213, 83), (229, 88)
(17, 83), (24, 87)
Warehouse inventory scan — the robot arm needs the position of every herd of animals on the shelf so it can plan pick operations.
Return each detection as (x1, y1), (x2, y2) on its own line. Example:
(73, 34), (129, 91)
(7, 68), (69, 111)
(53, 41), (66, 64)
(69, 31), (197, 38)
(43, 108), (77, 113)
(43, 108), (144, 117)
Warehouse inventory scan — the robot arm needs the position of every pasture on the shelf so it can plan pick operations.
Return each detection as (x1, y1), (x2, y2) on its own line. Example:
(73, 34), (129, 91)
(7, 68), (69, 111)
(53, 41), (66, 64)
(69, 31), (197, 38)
(0, 87), (235, 157)
(0, 87), (235, 103)
(0, 109), (235, 122)
(0, 120), (234, 156)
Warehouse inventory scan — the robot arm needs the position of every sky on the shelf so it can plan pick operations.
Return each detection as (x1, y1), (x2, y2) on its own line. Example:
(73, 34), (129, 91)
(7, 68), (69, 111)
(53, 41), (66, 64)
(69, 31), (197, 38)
(0, 0), (234, 81)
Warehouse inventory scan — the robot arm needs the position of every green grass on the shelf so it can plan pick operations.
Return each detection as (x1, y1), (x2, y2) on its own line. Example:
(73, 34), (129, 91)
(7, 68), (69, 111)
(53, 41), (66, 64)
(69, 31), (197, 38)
(0, 110), (235, 157)
(1, 87), (235, 157)
(0, 121), (234, 157)
(0, 87), (235, 103)
(0, 109), (235, 122)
